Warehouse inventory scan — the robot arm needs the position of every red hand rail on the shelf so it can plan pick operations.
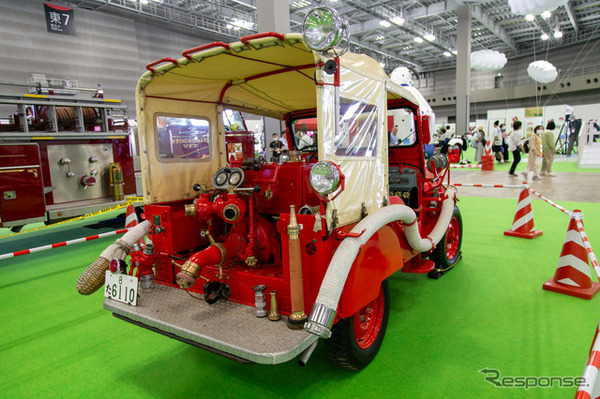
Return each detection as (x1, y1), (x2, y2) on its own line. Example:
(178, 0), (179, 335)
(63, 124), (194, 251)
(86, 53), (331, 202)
(240, 32), (285, 45)
(182, 41), (231, 60)
(146, 57), (179, 74)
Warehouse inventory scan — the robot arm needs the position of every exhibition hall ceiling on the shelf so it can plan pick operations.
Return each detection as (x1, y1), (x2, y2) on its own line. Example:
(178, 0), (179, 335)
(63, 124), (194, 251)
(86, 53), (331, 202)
(65, 0), (600, 72)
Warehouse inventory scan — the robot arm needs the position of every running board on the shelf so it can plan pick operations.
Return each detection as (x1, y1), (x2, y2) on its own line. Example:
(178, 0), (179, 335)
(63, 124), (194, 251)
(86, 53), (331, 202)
(104, 283), (318, 365)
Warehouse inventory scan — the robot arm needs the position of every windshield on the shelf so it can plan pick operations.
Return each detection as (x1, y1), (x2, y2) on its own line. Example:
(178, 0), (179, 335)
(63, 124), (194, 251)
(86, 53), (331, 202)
(291, 117), (317, 151)
(388, 108), (416, 147)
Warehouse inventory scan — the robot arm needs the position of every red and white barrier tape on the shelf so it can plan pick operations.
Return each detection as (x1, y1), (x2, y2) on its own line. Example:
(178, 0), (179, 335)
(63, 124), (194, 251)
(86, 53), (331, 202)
(523, 183), (573, 216)
(449, 164), (482, 169)
(577, 320), (600, 399)
(453, 183), (522, 189)
(0, 228), (129, 261)
(574, 215), (600, 281)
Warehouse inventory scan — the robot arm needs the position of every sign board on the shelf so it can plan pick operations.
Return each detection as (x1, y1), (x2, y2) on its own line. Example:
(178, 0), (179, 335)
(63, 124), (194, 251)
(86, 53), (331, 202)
(44, 3), (76, 36)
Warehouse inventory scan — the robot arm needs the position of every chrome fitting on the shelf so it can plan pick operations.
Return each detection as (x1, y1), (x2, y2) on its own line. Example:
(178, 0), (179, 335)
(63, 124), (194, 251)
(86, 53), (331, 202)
(303, 302), (336, 339)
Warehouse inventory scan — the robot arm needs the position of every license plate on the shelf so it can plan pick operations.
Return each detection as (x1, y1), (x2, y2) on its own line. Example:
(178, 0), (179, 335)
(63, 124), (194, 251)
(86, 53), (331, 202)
(104, 271), (138, 306)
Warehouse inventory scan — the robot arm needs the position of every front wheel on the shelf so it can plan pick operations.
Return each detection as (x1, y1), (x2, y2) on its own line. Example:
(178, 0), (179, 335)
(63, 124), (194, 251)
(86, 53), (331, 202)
(428, 205), (463, 278)
(325, 280), (390, 370)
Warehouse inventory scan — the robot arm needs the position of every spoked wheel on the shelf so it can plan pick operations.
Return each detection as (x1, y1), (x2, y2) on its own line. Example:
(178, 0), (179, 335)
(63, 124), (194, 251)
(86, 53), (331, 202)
(325, 280), (390, 370)
(428, 206), (463, 279)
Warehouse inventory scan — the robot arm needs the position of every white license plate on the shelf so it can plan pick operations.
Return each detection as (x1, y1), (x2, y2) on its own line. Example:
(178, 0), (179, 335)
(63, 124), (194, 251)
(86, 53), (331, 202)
(104, 271), (138, 306)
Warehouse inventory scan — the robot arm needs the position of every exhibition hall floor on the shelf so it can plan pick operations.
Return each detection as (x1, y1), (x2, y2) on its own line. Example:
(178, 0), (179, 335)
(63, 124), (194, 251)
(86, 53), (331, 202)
(1, 166), (599, 398)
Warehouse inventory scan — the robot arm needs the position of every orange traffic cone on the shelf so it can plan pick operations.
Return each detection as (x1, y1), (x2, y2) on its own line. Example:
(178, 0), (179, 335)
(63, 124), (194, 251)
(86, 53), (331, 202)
(125, 204), (146, 246)
(543, 212), (600, 300)
(481, 139), (494, 171)
(504, 185), (543, 239)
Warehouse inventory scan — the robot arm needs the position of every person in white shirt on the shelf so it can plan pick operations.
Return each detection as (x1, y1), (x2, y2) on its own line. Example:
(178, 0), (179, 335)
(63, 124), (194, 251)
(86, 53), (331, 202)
(508, 120), (524, 176)
(491, 120), (505, 163)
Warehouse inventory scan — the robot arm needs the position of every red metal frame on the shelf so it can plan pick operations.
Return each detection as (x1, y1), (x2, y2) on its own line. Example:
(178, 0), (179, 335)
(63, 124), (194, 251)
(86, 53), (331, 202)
(146, 57), (180, 74)
(240, 32), (285, 45)
(182, 42), (231, 60)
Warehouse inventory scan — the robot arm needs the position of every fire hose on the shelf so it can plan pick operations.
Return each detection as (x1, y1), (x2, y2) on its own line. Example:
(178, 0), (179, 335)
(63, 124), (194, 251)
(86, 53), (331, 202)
(76, 221), (151, 295)
(304, 186), (457, 338)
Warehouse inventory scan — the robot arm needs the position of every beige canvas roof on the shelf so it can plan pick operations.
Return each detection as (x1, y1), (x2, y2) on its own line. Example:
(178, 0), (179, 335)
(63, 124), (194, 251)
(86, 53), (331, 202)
(136, 33), (420, 229)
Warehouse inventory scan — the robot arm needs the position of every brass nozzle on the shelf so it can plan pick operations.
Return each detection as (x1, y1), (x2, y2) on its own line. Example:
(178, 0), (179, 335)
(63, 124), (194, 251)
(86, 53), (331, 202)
(176, 260), (201, 288)
(287, 205), (300, 240)
(268, 291), (281, 321)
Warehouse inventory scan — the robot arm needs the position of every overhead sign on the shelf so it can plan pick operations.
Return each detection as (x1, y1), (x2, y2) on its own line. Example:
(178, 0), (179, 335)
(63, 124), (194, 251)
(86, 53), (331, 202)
(44, 3), (76, 36)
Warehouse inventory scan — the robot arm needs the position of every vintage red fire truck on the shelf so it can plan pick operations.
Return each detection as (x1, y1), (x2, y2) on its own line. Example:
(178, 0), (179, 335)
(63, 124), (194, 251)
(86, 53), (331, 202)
(0, 78), (136, 231)
(77, 8), (462, 370)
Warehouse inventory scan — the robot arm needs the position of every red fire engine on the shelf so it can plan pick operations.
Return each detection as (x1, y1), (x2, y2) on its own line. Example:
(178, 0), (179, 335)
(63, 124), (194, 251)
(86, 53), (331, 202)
(77, 8), (462, 370)
(0, 77), (136, 231)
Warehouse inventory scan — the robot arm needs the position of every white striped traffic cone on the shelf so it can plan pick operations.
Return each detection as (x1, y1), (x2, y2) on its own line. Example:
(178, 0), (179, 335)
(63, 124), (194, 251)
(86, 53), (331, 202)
(504, 185), (543, 239)
(543, 213), (600, 300)
(576, 320), (600, 399)
(125, 204), (146, 246)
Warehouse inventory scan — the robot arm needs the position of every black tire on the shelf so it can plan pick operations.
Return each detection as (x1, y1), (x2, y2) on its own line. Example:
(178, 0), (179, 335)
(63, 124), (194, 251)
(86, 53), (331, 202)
(429, 205), (463, 273)
(325, 279), (390, 371)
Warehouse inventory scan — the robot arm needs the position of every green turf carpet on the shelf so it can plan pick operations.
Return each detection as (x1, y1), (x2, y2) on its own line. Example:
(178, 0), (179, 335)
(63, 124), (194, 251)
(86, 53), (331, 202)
(1, 196), (599, 398)
(460, 147), (600, 173)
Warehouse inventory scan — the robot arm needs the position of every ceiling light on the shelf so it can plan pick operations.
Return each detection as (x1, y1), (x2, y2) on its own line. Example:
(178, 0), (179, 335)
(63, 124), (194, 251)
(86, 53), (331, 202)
(291, 0), (311, 9)
(391, 16), (405, 25)
(232, 18), (253, 30)
(553, 30), (563, 38)
(542, 10), (551, 19)
(424, 33), (436, 42)
(380, 20), (391, 28)
(541, 33), (549, 40)
(414, 37), (424, 43)
(443, 51), (452, 57)
(140, 0), (149, 4)
(525, 14), (535, 21)
(375, 35), (385, 41)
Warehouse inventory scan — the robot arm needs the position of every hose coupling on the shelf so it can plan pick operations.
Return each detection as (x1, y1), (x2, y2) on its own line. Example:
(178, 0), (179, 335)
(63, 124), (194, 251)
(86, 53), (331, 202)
(303, 302), (336, 339)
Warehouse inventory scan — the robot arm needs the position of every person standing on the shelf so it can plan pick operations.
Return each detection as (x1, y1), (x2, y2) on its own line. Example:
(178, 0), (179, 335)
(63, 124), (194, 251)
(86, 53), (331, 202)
(508, 121), (524, 176)
(522, 125), (543, 181)
(474, 126), (485, 164)
(541, 120), (557, 176)
(269, 133), (284, 163)
(500, 123), (509, 163)
(491, 120), (505, 163)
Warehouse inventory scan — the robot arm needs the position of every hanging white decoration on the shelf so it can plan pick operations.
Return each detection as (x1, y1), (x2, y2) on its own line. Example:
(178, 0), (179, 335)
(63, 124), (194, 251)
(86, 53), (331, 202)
(389, 66), (414, 87)
(508, 0), (568, 16)
(527, 60), (558, 83)
(470, 50), (507, 71)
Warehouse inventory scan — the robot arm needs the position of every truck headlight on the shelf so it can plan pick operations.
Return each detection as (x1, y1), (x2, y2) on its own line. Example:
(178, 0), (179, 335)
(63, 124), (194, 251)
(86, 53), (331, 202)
(310, 161), (341, 195)
(302, 7), (347, 53)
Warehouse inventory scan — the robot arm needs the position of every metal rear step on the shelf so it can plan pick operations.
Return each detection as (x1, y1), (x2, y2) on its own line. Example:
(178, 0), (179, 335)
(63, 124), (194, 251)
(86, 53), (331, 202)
(104, 283), (317, 364)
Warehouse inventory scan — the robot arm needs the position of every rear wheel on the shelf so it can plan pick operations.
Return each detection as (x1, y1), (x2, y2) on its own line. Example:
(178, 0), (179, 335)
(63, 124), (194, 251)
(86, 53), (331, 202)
(428, 206), (462, 278)
(325, 280), (390, 370)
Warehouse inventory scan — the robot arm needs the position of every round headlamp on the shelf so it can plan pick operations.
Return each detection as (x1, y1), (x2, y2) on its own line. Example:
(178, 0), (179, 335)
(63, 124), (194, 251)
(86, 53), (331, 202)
(309, 161), (340, 195)
(302, 7), (347, 53)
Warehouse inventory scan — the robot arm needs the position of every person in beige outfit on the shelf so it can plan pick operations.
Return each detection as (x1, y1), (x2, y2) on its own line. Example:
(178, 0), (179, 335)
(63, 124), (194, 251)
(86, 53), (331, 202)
(541, 120), (557, 177)
(522, 125), (543, 181)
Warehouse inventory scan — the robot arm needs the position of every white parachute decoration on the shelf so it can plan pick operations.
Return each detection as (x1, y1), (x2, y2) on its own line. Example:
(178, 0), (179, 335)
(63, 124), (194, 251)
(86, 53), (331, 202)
(389, 66), (414, 87)
(389, 67), (435, 143)
(508, 0), (568, 16)
(527, 60), (558, 83)
(470, 50), (507, 71)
